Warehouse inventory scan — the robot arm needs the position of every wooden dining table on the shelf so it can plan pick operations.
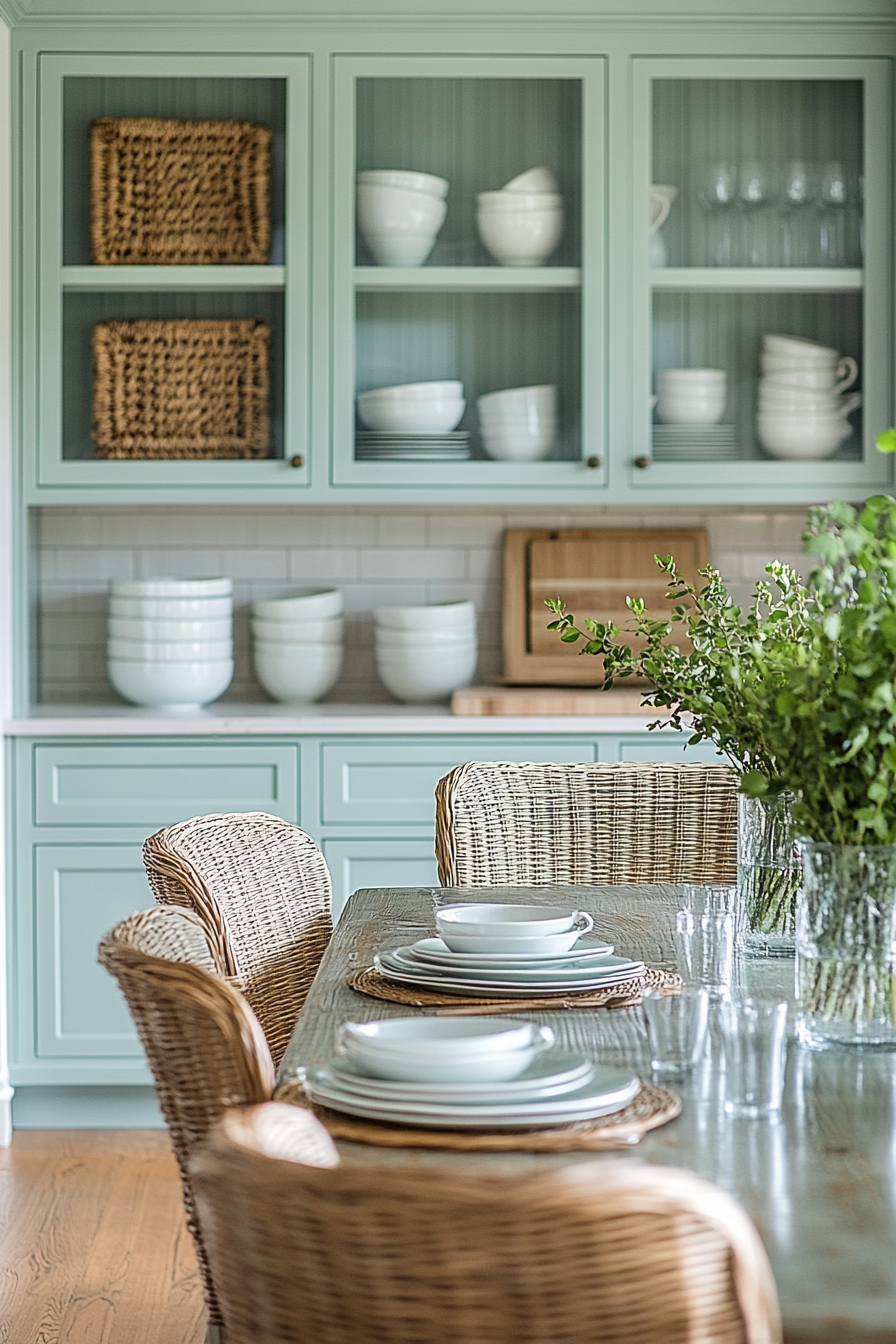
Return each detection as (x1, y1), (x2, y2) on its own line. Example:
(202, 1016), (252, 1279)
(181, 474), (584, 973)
(278, 883), (896, 1344)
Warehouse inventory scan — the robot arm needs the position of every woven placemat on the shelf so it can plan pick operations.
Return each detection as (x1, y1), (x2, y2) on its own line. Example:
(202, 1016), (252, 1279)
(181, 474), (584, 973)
(275, 1080), (681, 1152)
(347, 965), (681, 1013)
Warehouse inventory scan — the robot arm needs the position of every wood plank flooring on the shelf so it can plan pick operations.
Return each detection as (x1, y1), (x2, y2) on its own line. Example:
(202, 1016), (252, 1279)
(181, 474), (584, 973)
(0, 1130), (206, 1344)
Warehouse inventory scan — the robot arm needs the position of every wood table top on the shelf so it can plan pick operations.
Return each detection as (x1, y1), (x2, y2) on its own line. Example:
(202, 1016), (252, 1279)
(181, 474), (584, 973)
(279, 884), (896, 1344)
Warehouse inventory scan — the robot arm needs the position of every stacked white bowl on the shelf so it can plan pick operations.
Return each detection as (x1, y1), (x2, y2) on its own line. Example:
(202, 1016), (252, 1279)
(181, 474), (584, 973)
(477, 384), (556, 460)
(107, 578), (234, 710)
(357, 381), (465, 434)
(251, 590), (344, 704)
(654, 369), (727, 425)
(356, 169), (449, 267)
(374, 601), (478, 703)
(476, 166), (563, 266)
(757, 334), (862, 460)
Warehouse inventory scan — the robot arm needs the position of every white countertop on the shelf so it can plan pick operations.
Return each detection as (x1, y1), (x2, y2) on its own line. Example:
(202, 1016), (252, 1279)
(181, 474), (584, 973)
(4, 701), (665, 736)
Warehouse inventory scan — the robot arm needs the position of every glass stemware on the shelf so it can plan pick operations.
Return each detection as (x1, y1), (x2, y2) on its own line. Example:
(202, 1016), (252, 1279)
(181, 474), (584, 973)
(818, 160), (848, 265)
(738, 160), (777, 266)
(781, 160), (817, 267)
(696, 162), (738, 266)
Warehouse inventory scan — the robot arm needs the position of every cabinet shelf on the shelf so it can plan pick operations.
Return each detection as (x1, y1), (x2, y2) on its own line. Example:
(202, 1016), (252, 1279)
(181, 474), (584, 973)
(650, 268), (863, 293)
(353, 266), (581, 293)
(61, 265), (286, 293)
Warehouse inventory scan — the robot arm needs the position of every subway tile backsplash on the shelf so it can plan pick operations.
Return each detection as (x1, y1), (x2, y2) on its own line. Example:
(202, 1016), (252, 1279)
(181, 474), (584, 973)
(35, 504), (811, 705)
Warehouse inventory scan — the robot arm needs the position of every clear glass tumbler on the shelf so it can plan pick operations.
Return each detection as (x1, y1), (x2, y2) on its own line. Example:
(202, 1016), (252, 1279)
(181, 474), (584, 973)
(642, 986), (709, 1077)
(719, 996), (788, 1117)
(673, 907), (735, 997)
(738, 791), (801, 958)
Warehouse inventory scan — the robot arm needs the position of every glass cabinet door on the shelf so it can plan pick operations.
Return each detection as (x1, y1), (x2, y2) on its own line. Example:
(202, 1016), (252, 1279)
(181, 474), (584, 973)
(331, 56), (606, 498)
(628, 58), (891, 501)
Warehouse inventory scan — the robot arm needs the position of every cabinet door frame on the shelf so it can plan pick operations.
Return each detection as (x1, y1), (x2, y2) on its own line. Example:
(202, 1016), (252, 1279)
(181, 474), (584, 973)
(28, 51), (312, 498)
(330, 54), (607, 499)
(625, 55), (892, 502)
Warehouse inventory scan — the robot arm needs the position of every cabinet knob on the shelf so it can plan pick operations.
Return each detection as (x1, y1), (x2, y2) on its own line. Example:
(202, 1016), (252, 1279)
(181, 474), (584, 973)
(633, 456), (652, 470)
(585, 455), (602, 469)
(289, 454), (305, 469)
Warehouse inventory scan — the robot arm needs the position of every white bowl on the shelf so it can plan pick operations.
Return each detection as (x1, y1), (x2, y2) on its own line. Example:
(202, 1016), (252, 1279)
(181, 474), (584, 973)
(253, 643), (344, 704)
(480, 430), (554, 461)
(373, 601), (477, 632)
(251, 616), (344, 644)
(107, 637), (233, 661)
(655, 368), (726, 383)
(477, 191), (563, 212)
(476, 207), (563, 265)
(107, 616), (233, 642)
(108, 595), (233, 620)
(376, 644), (478, 702)
(107, 657), (233, 709)
(356, 396), (465, 434)
(758, 387), (843, 411)
(436, 927), (595, 956)
(760, 359), (855, 391)
(358, 380), (464, 402)
(362, 232), (439, 267)
(437, 903), (591, 938)
(357, 184), (448, 236)
(757, 415), (852, 459)
(342, 1033), (554, 1084)
(501, 166), (560, 194)
(339, 1017), (554, 1083)
(375, 628), (477, 647)
(252, 590), (344, 621)
(655, 396), (726, 426)
(109, 577), (232, 599)
(762, 334), (839, 363)
(478, 384), (555, 414)
(356, 169), (449, 198)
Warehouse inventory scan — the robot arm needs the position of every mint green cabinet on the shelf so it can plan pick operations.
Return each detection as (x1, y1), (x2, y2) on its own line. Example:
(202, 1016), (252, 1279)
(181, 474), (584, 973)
(321, 839), (440, 920)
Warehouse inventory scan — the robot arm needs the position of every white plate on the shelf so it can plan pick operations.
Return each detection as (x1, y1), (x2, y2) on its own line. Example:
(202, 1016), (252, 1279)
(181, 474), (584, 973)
(374, 953), (644, 998)
(381, 947), (642, 984)
(410, 936), (614, 967)
(320, 1050), (594, 1101)
(304, 1067), (641, 1129)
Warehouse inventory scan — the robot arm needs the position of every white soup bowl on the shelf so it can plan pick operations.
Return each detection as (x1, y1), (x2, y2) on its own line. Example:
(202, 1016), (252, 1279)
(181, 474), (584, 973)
(110, 577), (232, 599)
(253, 643), (344, 704)
(107, 637), (232, 662)
(356, 184), (448, 236)
(107, 616), (232, 642)
(356, 169), (449, 198)
(107, 658), (233, 709)
(362, 232), (439, 267)
(251, 616), (344, 645)
(252, 590), (343, 622)
(476, 206), (563, 265)
(109, 595), (233, 620)
(373, 601), (476, 631)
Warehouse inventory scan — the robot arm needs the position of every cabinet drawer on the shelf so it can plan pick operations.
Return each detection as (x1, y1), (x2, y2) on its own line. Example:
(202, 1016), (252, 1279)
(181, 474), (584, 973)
(33, 744), (299, 827)
(322, 838), (439, 921)
(320, 739), (597, 826)
(33, 844), (150, 1059)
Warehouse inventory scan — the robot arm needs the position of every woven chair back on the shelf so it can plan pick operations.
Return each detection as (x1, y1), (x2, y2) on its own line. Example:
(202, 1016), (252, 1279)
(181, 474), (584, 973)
(143, 812), (333, 1065)
(436, 760), (737, 887)
(98, 907), (276, 1326)
(192, 1101), (781, 1344)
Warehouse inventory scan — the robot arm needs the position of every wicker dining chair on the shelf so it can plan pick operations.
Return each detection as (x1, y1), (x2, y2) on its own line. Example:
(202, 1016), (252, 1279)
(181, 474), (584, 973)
(98, 906), (276, 1336)
(191, 1100), (782, 1344)
(143, 812), (333, 1066)
(435, 760), (738, 887)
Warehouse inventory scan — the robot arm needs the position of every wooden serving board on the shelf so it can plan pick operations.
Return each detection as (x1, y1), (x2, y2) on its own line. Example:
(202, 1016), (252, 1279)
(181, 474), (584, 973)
(452, 685), (651, 716)
(502, 527), (708, 686)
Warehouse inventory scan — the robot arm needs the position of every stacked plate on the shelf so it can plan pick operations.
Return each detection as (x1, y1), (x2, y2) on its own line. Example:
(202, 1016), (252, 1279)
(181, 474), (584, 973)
(652, 425), (739, 462)
(302, 1017), (640, 1130)
(355, 430), (471, 462)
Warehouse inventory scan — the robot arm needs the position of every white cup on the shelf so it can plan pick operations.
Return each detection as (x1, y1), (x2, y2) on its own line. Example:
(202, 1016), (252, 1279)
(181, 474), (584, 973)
(760, 353), (858, 392)
(762, 334), (840, 363)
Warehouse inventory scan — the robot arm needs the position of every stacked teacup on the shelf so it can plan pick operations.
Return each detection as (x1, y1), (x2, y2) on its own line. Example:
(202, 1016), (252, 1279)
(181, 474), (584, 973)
(476, 166), (564, 266)
(251, 590), (344, 704)
(356, 170), (449, 267)
(374, 601), (477, 703)
(757, 334), (861, 460)
(107, 578), (233, 710)
(654, 368), (727, 424)
(477, 384), (556, 460)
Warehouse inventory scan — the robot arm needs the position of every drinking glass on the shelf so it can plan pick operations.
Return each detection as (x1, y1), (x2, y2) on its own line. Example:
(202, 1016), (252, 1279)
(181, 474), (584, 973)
(719, 996), (788, 1117)
(818, 161), (848, 266)
(642, 986), (709, 1077)
(738, 161), (777, 266)
(673, 907), (735, 996)
(682, 883), (740, 918)
(781, 160), (817, 266)
(696, 161), (738, 265)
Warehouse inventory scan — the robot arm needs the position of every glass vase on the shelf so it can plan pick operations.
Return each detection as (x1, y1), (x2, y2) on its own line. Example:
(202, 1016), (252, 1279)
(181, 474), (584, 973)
(737, 792), (801, 957)
(796, 840), (896, 1050)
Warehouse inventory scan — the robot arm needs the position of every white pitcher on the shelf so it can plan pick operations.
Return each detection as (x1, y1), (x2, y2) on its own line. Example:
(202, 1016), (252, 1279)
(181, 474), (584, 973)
(649, 184), (678, 268)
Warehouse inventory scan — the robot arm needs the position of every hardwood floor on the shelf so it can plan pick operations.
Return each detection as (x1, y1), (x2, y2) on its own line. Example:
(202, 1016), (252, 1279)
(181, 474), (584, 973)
(0, 1130), (206, 1344)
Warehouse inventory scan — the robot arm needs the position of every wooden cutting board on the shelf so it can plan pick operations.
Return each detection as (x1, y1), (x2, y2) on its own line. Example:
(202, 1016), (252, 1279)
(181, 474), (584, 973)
(502, 527), (709, 686)
(452, 685), (652, 716)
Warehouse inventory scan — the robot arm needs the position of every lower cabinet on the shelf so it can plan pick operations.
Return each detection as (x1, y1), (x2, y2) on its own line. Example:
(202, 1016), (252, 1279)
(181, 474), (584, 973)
(322, 838), (440, 920)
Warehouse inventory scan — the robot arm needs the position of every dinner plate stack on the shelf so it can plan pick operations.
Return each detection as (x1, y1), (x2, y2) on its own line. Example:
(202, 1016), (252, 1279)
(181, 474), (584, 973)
(652, 424), (739, 462)
(355, 430), (471, 462)
(303, 1016), (641, 1130)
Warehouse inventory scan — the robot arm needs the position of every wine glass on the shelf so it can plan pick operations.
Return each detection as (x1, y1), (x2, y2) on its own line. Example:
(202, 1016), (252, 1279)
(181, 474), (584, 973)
(696, 162), (738, 266)
(819, 161), (848, 265)
(781, 160), (817, 266)
(738, 161), (777, 266)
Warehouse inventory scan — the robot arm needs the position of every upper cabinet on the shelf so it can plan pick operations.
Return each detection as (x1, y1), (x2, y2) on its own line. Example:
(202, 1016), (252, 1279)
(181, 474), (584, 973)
(14, 33), (894, 505)
(26, 53), (311, 498)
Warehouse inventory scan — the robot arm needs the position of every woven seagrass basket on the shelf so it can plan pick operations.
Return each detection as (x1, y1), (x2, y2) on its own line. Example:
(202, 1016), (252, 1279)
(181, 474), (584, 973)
(90, 117), (272, 265)
(92, 318), (271, 460)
